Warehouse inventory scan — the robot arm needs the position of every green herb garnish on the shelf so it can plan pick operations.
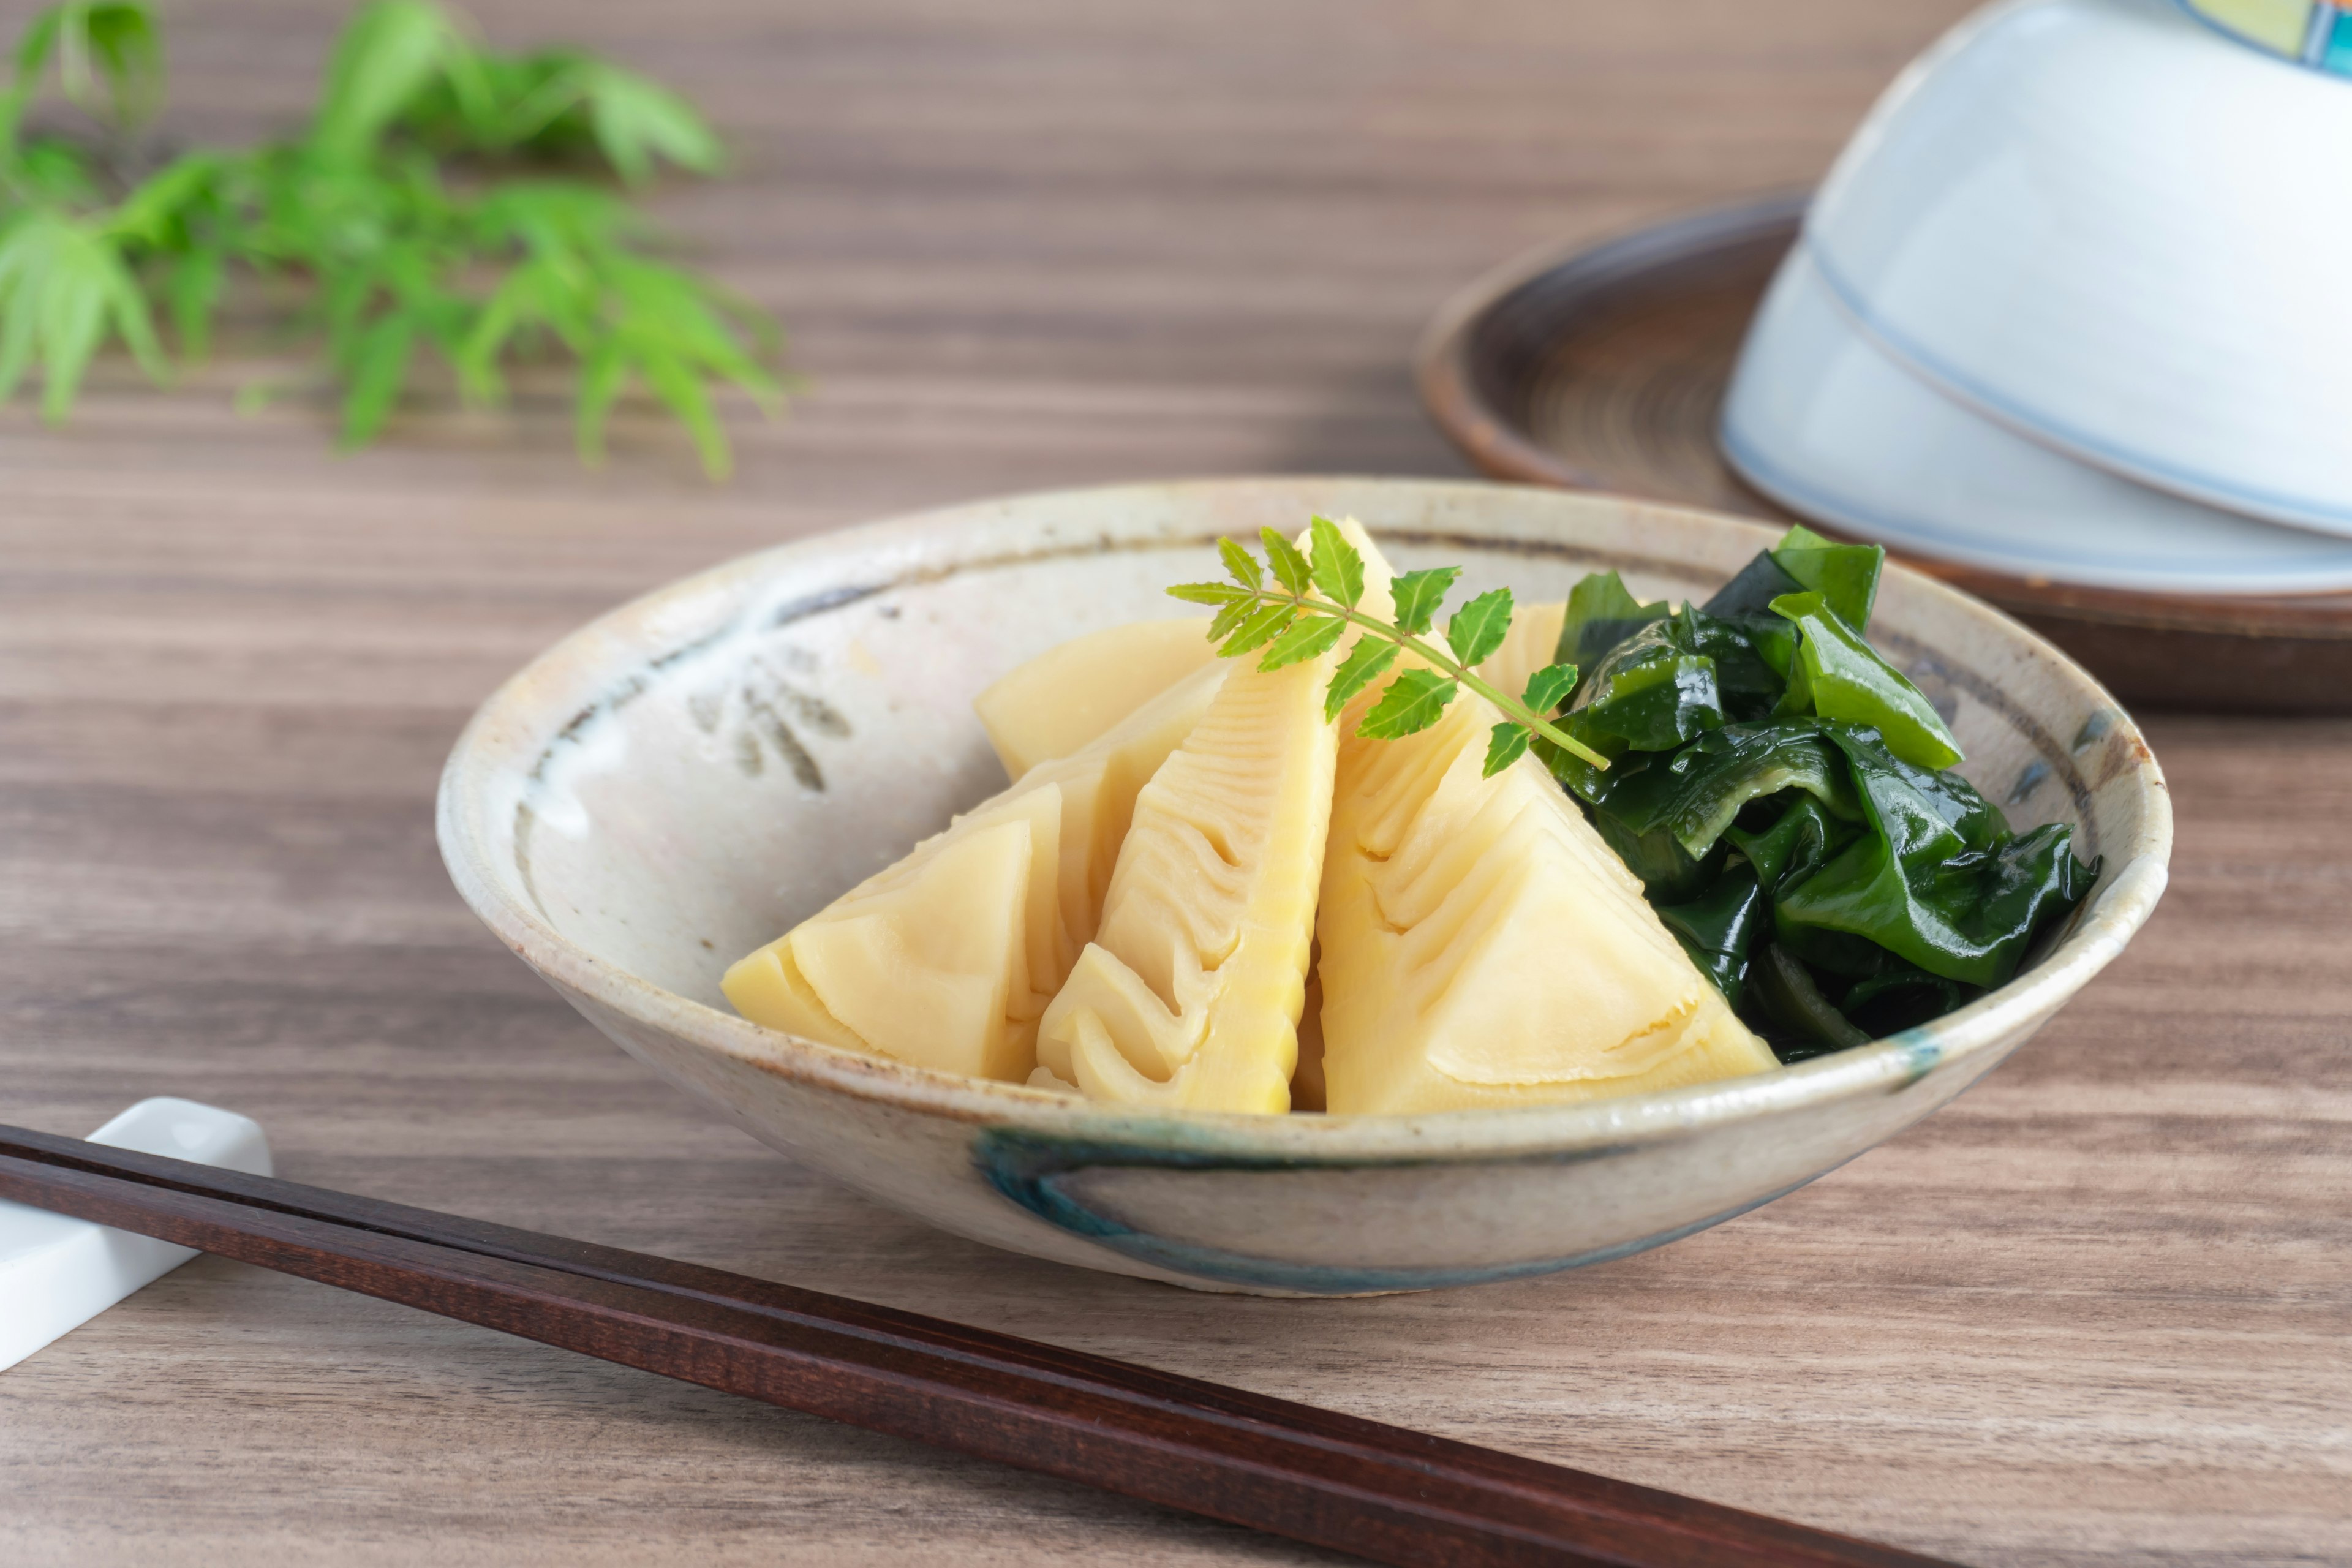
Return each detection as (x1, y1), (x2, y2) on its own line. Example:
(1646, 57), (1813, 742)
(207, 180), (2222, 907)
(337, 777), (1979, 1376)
(1168, 516), (1613, 775)
(0, 0), (782, 475)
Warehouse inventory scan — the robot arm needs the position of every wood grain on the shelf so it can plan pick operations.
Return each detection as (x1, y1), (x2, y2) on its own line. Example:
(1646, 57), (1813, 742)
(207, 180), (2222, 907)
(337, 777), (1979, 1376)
(0, 1133), (1959, 1568)
(1, 2), (2346, 1566)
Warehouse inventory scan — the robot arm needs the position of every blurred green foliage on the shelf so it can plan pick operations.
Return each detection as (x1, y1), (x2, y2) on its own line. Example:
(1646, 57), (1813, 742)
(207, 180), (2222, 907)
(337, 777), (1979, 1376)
(0, 1), (782, 476)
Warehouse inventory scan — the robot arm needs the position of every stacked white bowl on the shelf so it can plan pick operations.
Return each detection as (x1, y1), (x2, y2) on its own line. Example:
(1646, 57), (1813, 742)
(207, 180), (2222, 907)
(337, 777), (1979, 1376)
(1722, 0), (2352, 594)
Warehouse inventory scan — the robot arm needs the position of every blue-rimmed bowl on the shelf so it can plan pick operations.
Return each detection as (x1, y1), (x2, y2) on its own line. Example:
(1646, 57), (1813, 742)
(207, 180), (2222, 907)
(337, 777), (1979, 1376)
(1721, 244), (2352, 594)
(1805, 0), (2352, 537)
(435, 478), (2171, 1297)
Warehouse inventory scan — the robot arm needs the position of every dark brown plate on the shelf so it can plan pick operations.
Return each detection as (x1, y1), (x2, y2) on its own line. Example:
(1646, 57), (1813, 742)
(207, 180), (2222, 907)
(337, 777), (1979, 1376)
(1415, 191), (2352, 713)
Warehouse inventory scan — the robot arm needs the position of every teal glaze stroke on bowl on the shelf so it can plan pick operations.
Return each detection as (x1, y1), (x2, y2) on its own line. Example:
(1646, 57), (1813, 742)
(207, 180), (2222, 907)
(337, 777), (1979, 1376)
(970, 1126), (1833, 1294)
(970, 1031), (1942, 1294)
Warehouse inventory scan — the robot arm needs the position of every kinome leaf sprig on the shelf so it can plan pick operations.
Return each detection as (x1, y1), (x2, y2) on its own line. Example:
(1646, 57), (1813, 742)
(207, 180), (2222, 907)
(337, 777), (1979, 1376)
(0, 0), (782, 476)
(1167, 518), (1612, 774)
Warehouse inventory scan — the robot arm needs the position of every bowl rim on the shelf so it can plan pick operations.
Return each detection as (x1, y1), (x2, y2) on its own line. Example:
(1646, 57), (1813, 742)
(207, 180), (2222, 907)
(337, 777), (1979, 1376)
(436, 476), (2173, 1164)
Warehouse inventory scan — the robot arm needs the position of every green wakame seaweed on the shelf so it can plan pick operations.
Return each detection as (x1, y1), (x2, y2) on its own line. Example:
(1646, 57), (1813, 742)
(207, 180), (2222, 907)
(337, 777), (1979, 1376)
(1553, 529), (2099, 1061)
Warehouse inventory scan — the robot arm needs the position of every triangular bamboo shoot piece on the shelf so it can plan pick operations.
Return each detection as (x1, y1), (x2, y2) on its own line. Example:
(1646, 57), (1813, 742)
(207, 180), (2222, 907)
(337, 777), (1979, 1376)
(1317, 537), (1773, 1114)
(1036, 654), (1338, 1112)
(1034, 525), (1370, 1113)
(1477, 600), (1566, 703)
(723, 662), (1226, 1080)
(974, 618), (1219, 778)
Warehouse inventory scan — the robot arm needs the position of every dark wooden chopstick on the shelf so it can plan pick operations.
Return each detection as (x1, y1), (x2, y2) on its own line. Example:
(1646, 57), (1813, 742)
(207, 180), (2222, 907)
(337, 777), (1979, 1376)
(0, 1125), (1955, 1568)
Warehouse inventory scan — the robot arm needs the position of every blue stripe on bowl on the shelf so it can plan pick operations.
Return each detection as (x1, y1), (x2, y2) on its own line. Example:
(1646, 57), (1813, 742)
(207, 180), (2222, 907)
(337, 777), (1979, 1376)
(1718, 409), (2352, 586)
(1801, 238), (2352, 535)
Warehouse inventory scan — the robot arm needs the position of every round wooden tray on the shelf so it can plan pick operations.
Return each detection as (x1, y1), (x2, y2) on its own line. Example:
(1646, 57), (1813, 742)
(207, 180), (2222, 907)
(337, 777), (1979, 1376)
(1415, 191), (2352, 714)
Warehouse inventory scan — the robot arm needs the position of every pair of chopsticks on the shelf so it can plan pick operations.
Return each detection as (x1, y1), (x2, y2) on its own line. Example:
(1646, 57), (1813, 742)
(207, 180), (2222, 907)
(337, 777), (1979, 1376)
(0, 1123), (1951, 1568)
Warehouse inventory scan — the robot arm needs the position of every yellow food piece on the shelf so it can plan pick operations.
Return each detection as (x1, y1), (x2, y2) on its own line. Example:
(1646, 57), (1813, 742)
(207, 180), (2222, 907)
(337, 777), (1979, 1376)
(1476, 600), (1565, 703)
(1316, 676), (1777, 1114)
(1288, 957), (1328, 1112)
(1034, 526), (1366, 1114)
(974, 618), (1219, 779)
(736, 510), (1774, 1114)
(723, 663), (1226, 1080)
(1035, 658), (1339, 1112)
(1311, 533), (1771, 1114)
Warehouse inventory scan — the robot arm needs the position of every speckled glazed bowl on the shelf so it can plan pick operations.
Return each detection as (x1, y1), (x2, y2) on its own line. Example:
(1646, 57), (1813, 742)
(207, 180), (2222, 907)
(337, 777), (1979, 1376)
(437, 478), (2171, 1296)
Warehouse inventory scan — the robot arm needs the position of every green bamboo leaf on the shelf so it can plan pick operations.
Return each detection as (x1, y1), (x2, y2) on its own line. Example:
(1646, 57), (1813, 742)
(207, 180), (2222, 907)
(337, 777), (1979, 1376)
(339, 311), (413, 445)
(581, 61), (720, 184)
(13, 10), (63, 89)
(1323, 635), (1398, 722)
(0, 211), (166, 421)
(14, 4), (163, 127)
(1260, 526), (1312, 597)
(163, 246), (224, 359)
(0, 222), (47, 405)
(473, 178), (633, 257)
(458, 256), (592, 401)
(77, 2), (164, 127)
(488, 51), (591, 145)
(1356, 668), (1457, 741)
(106, 151), (226, 245)
(1306, 514), (1364, 608)
(1257, 611), (1345, 673)
(1520, 660), (1578, 717)
(453, 276), (525, 404)
(1218, 600), (1296, 658)
(0, 0), (783, 479)
(636, 341), (731, 478)
(31, 219), (118, 417)
(396, 46), (565, 151)
(1482, 722), (1532, 777)
(410, 283), (473, 363)
(37, 286), (105, 420)
(1446, 586), (1515, 669)
(605, 255), (780, 409)
(320, 260), (378, 357)
(431, 32), (499, 138)
(1388, 566), (1458, 637)
(313, 0), (465, 160)
(1218, 535), (1262, 591)
(9, 138), (104, 204)
(98, 238), (165, 380)
(573, 337), (629, 464)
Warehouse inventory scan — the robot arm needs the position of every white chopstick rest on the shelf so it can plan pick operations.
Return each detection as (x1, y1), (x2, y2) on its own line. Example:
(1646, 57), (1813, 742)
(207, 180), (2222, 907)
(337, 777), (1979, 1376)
(0, 1098), (273, 1373)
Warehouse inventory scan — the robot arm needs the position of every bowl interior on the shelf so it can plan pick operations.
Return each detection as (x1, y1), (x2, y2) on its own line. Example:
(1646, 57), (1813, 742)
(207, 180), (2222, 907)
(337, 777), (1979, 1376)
(443, 478), (2168, 1131)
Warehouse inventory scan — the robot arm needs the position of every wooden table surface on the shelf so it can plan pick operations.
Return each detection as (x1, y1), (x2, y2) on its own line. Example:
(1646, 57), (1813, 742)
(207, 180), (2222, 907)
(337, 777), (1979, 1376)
(4, 1), (2348, 1562)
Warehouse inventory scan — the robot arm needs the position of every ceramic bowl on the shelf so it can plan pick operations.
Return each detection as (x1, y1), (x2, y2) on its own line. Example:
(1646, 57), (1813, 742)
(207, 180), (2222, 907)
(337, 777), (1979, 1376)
(435, 478), (2171, 1297)
(1806, 0), (2352, 535)
(1721, 244), (2352, 594)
